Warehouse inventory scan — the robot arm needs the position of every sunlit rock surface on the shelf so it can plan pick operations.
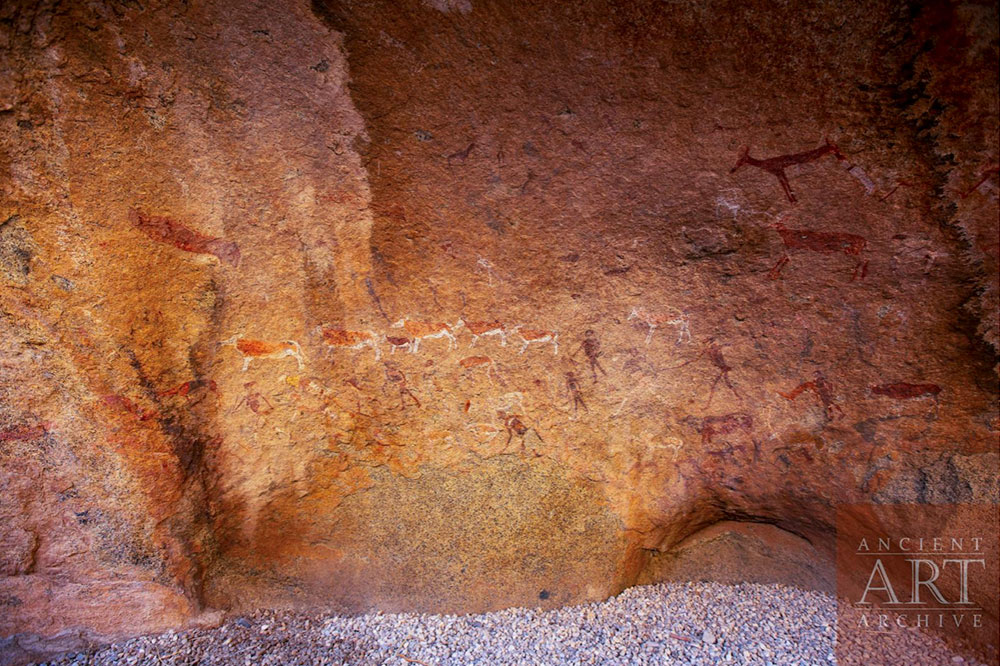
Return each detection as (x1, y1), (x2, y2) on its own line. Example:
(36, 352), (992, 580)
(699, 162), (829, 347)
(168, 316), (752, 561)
(1, 0), (997, 662)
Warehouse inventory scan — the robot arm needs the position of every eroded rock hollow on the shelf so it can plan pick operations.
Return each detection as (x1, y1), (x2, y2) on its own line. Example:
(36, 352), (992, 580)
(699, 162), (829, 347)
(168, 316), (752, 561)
(1, 0), (997, 661)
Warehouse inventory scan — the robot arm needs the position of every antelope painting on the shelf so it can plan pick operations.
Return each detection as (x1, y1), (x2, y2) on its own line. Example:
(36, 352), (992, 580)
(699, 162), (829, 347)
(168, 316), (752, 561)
(730, 139), (845, 203)
(385, 335), (415, 354)
(459, 355), (499, 383)
(320, 327), (381, 360)
(462, 319), (508, 347)
(221, 336), (304, 371)
(514, 326), (558, 355)
(769, 221), (868, 281)
(628, 307), (691, 345)
(392, 319), (460, 352)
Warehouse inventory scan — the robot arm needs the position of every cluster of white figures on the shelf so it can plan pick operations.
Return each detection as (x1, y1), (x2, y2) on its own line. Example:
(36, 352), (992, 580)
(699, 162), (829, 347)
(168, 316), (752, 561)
(220, 307), (691, 370)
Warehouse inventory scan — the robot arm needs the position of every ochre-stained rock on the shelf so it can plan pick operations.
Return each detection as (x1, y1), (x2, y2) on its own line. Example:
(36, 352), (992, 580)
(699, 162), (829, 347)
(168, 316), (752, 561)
(0, 0), (997, 662)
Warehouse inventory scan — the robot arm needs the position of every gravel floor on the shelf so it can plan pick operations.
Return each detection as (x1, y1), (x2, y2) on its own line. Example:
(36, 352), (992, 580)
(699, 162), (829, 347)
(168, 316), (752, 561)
(34, 582), (989, 666)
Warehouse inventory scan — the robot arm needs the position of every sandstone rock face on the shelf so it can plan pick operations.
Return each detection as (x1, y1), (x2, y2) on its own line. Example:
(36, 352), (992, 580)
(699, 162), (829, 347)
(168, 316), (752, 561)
(637, 520), (835, 593)
(1, 0), (997, 660)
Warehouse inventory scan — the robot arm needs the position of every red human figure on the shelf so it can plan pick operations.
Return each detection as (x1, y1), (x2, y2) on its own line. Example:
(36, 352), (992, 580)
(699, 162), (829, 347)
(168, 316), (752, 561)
(780, 371), (844, 420)
(565, 371), (588, 414)
(671, 338), (740, 408)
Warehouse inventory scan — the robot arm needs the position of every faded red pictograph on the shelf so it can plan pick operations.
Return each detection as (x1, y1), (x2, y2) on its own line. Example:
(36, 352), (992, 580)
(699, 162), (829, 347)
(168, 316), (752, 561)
(627, 307), (691, 346)
(870, 382), (942, 400)
(392, 319), (459, 352)
(572, 329), (607, 383)
(459, 355), (499, 384)
(462, 319), (508, 347)
(730, 139), (846, 203)
(447, 141), (475, 167)
(879, 179), (922, 202)
(780, 370), (844, 420)
(383, 362), (421, 409)
(102, 394), (157, 421)
(499, 411), (542, 449)
(565, 370), (587, 414)
(515, 326), (559, 355)
(320, 327), (381, 360)
(128, 208), (240, 266)
(672, 339), (740, 408)
(769, 221), (869, 281)
(234, 381), (274, 415)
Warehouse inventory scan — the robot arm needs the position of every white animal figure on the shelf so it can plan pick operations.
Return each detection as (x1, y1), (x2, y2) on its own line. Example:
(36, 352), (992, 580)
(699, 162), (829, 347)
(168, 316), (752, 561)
(392, 319), (460, 352)
(462, 319), (508, 347)
(628, 307), (691, 345)
(318, 327), (381, 360)
(514, 326), (558, 355)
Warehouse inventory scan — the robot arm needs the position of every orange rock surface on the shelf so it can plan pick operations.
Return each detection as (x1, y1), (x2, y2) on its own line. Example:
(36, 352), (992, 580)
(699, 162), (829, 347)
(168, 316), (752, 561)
(1, 0), (997, 661)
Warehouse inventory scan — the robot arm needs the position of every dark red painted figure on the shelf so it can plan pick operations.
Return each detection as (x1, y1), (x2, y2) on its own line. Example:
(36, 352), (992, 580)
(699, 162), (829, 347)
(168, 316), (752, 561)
(780, 371), (844, 420)
(769, 222), (868, 281)
(573, 329), (607, 383)
(384, 362), (421, 409)
(447, 142), (475, 166)
(672, 339), (740, 408)
(129, 208), (240, 266)
(871, 382), (942, 399)
(235, 382), (273, 415)
(494, 410), (542, 450)
(730, 139), (846, 203)
(565, 371), (588, 414)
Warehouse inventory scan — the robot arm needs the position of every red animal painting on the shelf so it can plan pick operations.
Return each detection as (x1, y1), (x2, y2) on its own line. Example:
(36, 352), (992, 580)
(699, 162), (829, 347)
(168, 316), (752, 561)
(497, 410), (543, 448)
(384, 362), (421, 409)
(392, 319), (458, 352)
(320, 327), (381, 360)
(234, 381), (274, 415)
(769, 222), (868, 281)
(730, 139), (846, 203)
(447, 142), (475, 166)
(385, 336), (414, 354)
(128, 208), (240, 266)
(462, 319), (508, 347)
(221, 336), (304, 371)
(459, 355), (499, 383)
(515, 326), (559, 355)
